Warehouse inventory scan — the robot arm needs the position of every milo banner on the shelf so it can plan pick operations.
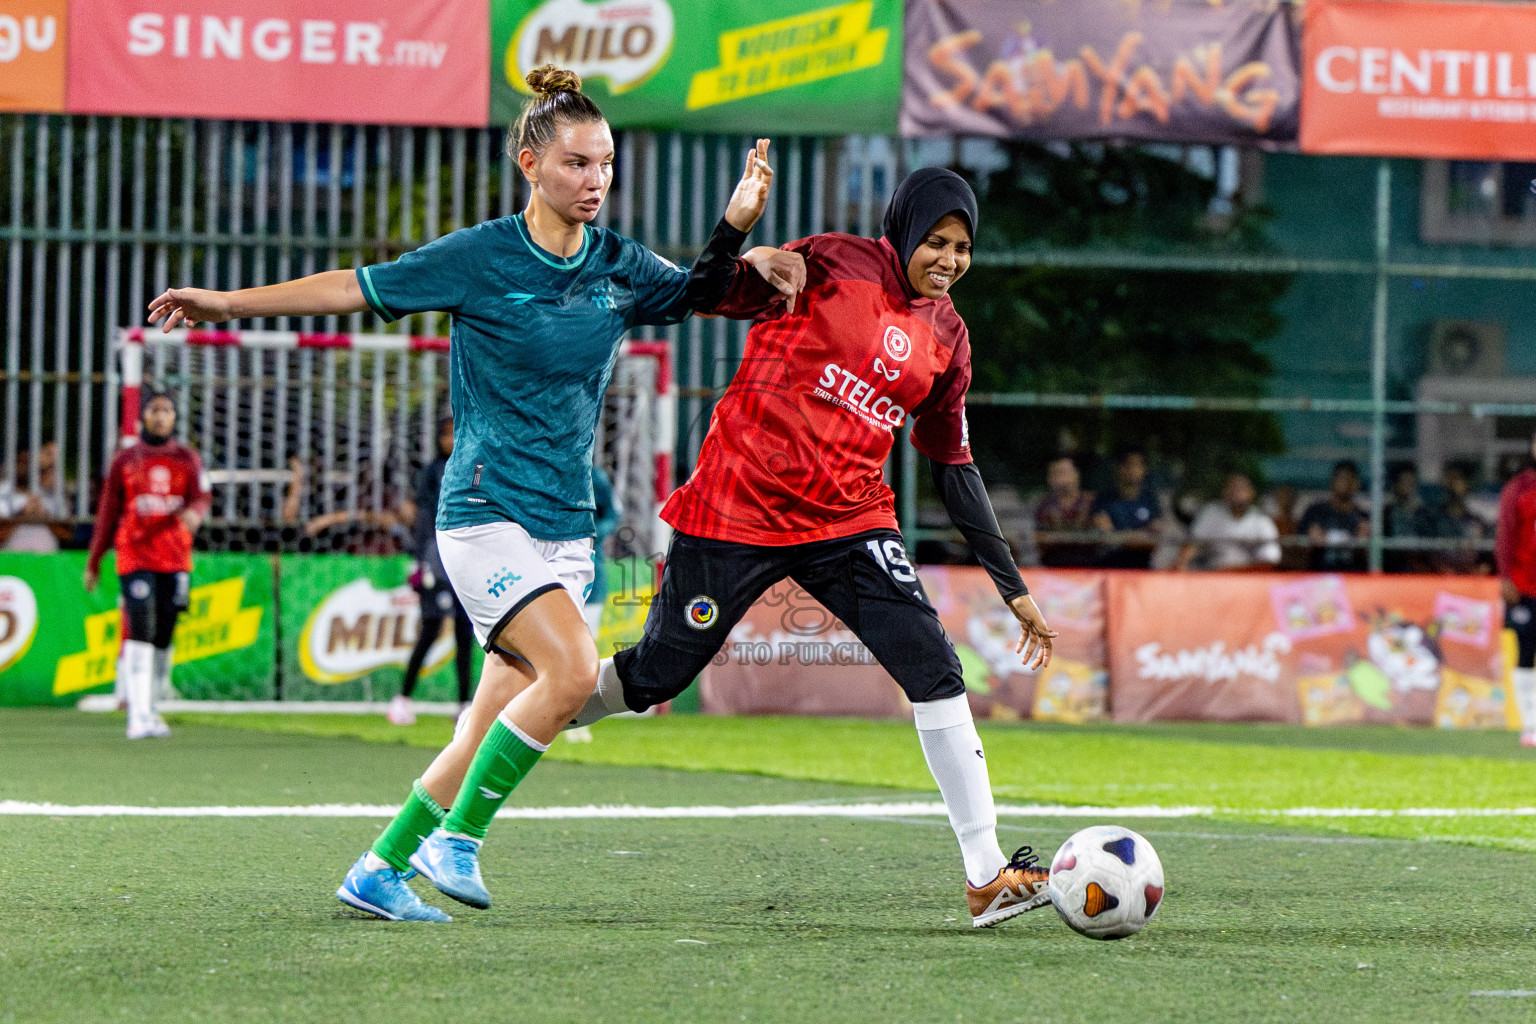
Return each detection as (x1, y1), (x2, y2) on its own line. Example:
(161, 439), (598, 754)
(0, 551), (273, 706)
(278, 554), (656, 703)
(1107, 573), (1509, 726)
(491, 0), (902, 133)
(901, 0), (1300, 144)
(699, 566), (1110, 722)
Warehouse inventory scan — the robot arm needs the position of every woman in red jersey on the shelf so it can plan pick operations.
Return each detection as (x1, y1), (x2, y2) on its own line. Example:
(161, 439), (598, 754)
(1499, 429), (1536, 746)
(85, 392), (211, 739)
(574, 168), (1060, 929)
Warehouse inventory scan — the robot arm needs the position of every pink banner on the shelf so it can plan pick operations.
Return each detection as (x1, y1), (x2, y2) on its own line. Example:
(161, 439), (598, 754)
(699, 567), (1109, 723)
(66, 0), (487, 125)
(1108, 572), (1508, 726)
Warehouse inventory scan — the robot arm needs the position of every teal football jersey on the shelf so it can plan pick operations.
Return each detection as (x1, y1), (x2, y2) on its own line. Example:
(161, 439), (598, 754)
(358, 214), (689, 540)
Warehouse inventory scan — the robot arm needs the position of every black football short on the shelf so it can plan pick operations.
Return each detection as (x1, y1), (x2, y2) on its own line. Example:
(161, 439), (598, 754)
(613, 528), (965, 711)
(120, 570), (190, 649)
(1509, 594), (1536, 669)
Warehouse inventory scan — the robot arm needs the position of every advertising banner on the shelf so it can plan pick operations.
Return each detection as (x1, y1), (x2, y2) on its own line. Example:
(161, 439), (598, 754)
(1301, 0), (1536, 160)
(0, 551), (274, 706)
(1107, 572), (1508, 726)
(0, 0), (67, 112)
(279, 554), (477, 703)
(699, 566), (1109, 722)
(277, 555), (654, 703)
(902, 0), (1300, 144)
(491, 0), (902, 134)
(66, 0), (488, 125)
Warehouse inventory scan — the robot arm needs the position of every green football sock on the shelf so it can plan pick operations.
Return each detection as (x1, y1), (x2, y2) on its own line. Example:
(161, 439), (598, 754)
(441, 716), (547, 841)
(370, 779), (446, 872)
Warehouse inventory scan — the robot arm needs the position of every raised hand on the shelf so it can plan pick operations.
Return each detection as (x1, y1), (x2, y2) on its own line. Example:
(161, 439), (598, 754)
(147, 287), (235, 331)
(724, 138), (773, 234)
(1008, 593), (1058, 672)
(742, 246), (806, 315)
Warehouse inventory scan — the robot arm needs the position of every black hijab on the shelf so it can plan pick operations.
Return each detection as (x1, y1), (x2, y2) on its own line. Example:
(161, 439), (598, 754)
(881, 167), (978, 272)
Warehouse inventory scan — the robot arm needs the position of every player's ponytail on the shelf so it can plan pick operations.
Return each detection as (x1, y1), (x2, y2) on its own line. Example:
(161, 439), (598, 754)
(509, 64), (606, 160)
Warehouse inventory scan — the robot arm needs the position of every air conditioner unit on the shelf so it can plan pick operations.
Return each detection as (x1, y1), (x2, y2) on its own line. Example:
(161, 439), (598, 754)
(1427, 319), (1505, 378)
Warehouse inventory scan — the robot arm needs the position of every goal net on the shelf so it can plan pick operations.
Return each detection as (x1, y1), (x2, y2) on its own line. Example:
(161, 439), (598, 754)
(112, 328), (674, 560)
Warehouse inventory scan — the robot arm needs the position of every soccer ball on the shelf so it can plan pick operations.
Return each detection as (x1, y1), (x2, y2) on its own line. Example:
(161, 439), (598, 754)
(1048, 825), (1164, 940)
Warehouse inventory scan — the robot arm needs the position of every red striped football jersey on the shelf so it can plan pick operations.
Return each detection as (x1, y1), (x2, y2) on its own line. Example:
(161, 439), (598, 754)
(662, 233), (971, 546)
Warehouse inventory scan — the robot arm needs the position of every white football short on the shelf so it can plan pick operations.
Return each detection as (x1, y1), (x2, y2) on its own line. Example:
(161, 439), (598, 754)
(436, 522), (594, 650)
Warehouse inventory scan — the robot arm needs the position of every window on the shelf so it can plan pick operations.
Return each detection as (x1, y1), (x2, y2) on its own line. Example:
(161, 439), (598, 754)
(1421, 160), (1536, 245)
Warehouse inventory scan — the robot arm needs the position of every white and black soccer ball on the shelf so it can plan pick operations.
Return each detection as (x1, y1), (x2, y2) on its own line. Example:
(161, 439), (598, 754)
(1048, 825), (1164, 940)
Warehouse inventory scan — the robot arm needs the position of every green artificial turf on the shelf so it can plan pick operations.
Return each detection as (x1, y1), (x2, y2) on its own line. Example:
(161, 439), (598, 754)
(6, 708), (1536, 1023)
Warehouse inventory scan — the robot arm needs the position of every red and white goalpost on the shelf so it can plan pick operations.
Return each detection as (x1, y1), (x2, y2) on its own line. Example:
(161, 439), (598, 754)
(114, 327), (676, 557)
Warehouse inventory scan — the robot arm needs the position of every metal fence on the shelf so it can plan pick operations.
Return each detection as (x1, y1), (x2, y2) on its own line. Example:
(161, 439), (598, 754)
(0, 116), (899, 538)
(3, 114), (1536, 568)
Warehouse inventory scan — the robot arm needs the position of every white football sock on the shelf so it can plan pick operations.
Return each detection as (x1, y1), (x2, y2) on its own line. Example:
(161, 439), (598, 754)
(567, 657), (630, 729)
(152, 644), (174, 703)
(913, 694), (1007, 887)
(362, 851), (392, 872)
(122, 640), (156, 734)
(1514, 668), (1536, 732)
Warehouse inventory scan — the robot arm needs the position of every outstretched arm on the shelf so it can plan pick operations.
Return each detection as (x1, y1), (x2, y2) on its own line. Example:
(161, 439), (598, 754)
(686, 140), (805, 316)
(931, 459), (1056, 670)
(148, 269), (366, 331)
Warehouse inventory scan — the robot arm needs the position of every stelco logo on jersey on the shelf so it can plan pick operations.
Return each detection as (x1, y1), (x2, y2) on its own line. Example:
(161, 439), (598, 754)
(509, 0), (674, 96)
(815, 362), (906, 429)
(133, 463), (186, 516)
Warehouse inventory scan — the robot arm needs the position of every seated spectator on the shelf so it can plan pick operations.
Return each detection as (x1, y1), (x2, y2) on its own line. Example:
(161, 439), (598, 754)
(1090, 447), (1165, 569)
(285, 454), (410, 555)
(1033, 455), (1097, 567)
(1299, 459), (1369, 572)
(1383, 463), (1426, 573)
(1264, 482), (1308, 571)
(1418, 463), (1490, 575)
(0, 442), (68, 553)
(1175, 472), (1281, 571)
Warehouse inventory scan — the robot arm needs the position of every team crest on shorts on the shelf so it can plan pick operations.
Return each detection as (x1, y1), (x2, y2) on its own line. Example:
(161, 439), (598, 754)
(684, 595), (719, 630)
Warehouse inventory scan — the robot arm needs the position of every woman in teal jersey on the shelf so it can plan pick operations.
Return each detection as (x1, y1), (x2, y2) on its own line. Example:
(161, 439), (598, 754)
(149, 65), (801, 922)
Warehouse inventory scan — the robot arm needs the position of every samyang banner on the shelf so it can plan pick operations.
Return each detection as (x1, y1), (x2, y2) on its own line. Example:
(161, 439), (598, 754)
(1301, 0), (1536, 160)
(66, 0), (488, 125)
(902, 0), (1300, 144)
(699, 566), (1109, 723)
(0, 551), (274, 706)
(1107, 572), (1509, 727)
(491, 0), (902, 133)
(0, 0), (67, 112)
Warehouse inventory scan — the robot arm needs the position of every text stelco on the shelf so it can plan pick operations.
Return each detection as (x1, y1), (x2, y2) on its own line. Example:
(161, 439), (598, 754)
(815, 363), (906, 429)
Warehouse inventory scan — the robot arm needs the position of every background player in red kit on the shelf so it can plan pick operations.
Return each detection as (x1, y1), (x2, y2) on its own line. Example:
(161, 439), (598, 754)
(86, 392), (211, 739)
(1498, 428), (1536, 746)
(571, 168), (1059, 929)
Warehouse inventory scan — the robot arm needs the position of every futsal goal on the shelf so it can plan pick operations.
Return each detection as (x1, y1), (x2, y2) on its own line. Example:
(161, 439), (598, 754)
(111, 328), (675, 559)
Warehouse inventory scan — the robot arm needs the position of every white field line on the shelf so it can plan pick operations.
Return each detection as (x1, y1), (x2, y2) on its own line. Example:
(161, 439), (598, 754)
(6, 800), (1536, 820)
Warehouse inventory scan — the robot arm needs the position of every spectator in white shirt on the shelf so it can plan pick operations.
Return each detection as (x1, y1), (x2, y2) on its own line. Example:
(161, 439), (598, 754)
(1175, 472), (1281, 571)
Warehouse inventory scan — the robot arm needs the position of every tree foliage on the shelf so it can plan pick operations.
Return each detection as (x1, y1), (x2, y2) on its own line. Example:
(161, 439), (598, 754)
(950, 142), (1290, 498)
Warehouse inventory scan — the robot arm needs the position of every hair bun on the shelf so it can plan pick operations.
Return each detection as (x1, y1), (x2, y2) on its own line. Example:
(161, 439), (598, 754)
(525, 64), (583, 98)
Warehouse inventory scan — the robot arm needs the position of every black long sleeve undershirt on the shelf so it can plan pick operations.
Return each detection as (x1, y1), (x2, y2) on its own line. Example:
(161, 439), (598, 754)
(684, 218), (749, 312)
(931, 459), (1029, 602)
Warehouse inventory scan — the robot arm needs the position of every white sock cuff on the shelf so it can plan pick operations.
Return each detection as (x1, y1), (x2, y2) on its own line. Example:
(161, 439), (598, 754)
(912, 693), (974, 732)
(597, 658), (629, 715)
(496, 710), (550, 752)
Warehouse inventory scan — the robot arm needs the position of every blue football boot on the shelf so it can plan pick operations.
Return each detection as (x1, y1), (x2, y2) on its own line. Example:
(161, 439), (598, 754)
(335, 854), (452, 922)
(409, 829), (492, 909)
